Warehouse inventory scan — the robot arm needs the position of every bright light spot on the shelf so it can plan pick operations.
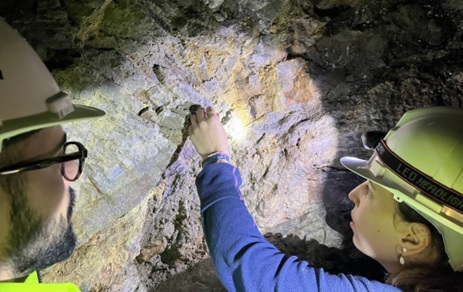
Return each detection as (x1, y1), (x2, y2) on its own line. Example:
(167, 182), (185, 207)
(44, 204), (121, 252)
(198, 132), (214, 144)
(225, 113), (246, 142)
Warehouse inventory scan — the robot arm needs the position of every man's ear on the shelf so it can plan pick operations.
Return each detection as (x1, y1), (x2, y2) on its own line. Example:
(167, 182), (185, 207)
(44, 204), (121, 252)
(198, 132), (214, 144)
(398, 223), (432, 256)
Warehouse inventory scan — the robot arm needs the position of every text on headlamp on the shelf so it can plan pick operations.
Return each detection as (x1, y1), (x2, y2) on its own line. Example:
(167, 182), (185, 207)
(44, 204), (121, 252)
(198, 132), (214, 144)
(376, 140), (463, 213)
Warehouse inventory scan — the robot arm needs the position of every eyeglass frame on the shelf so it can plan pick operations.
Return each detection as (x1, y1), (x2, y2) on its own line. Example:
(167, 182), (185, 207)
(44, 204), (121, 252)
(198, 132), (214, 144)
(0, 141), (88, 182)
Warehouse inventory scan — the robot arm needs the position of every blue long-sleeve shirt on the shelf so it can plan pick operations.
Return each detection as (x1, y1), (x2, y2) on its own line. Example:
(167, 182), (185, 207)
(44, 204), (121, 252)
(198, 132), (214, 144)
(196, 163), (402, 292)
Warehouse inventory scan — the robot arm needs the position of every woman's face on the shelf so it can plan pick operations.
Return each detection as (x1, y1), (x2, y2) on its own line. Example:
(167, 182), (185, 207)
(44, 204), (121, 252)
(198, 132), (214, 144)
(348, 180), (408, 272)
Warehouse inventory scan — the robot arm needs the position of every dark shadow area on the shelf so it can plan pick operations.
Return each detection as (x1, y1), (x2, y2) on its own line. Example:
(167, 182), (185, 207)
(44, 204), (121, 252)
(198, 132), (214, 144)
(313, 0), (463, 285)
(0, 0), (224, 73)
(153, 228), (388, 292)
(265, 232), (387, 281)
(152, 258), (226, 292)
(231, 0), (463, 284)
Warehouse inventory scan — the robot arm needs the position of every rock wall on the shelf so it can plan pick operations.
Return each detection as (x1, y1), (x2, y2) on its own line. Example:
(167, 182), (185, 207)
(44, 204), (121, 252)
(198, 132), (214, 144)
(1, 0), (462, 290)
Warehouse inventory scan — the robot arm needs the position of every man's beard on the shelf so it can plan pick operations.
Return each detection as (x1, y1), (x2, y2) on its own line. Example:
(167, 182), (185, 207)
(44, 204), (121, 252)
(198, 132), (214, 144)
(6, 187), (77, 275)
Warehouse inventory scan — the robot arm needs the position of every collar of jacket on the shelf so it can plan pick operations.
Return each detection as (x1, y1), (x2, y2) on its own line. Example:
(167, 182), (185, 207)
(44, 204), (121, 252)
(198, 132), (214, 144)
(0, 271), (80, 291)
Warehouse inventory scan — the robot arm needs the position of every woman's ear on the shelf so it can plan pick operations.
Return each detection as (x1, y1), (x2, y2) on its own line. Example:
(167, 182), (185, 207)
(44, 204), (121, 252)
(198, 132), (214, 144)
(398, 223), (432, 256)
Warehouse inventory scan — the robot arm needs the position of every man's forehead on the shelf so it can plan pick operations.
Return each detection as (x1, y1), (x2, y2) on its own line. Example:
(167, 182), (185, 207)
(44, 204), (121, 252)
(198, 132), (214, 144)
(15, 126), (65, 158)
(28, 126), (66, 145)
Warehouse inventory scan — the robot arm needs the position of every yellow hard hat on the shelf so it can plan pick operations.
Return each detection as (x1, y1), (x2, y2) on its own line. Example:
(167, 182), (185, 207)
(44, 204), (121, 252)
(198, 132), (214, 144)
(341, 107), (463, 271)
(0, 18), (105, 151)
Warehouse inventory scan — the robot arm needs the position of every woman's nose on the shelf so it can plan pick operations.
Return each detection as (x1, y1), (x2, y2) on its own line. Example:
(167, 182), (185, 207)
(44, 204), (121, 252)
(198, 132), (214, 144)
(348, 186), (359, 205)
(348, 190), (355, 202)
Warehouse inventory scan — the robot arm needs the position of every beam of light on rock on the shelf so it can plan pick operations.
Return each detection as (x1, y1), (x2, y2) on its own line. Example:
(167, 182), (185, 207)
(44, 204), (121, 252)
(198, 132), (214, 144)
(225, 112), (246, 143)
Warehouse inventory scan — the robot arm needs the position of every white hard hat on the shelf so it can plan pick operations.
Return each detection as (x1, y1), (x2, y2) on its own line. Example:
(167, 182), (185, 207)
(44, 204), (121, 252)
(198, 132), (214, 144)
(341, 107), (463, 271)
(0, 18), (105, 152)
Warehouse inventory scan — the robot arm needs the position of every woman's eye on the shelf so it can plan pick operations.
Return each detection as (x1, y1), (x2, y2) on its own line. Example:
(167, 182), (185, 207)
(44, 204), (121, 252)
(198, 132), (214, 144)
(364, 184), (371, 196)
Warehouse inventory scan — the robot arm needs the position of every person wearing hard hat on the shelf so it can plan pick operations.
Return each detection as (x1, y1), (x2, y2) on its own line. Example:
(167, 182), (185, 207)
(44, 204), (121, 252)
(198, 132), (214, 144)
(0, 19), (105, 291)
(189, 106), (463, 291)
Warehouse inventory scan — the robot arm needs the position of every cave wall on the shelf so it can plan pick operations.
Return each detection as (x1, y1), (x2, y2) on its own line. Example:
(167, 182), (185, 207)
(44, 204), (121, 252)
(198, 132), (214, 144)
(1, 0), (463, 290)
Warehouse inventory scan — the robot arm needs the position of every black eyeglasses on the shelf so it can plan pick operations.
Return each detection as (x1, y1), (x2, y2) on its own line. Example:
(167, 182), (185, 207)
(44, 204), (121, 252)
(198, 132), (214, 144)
(0, 141), (87, 182)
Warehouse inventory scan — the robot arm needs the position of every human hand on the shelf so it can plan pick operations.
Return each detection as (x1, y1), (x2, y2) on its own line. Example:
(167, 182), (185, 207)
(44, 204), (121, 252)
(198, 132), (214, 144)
(188, 106), (229, 161)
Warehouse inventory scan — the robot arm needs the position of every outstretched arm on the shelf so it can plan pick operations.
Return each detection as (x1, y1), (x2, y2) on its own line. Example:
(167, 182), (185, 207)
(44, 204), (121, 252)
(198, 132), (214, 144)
(189, 106), (400, 292)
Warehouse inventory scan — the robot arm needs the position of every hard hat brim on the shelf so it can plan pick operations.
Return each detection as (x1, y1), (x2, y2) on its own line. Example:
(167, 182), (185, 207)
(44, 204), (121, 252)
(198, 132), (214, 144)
(340, 156), (454, 214)
(340, 156), (403, 195)
(340, 157), (372, 181)
(340, 156), (402, 193)
(0, 105), (105, 142)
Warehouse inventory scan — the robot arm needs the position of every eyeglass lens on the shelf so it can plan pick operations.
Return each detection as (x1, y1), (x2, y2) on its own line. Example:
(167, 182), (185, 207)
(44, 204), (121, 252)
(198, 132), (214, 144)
(62, 143), (81, 181)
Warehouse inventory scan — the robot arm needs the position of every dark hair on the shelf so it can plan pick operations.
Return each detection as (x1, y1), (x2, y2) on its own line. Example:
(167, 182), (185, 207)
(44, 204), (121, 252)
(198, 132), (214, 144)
(0, 141), (24, 190)
(1, 130), (40, 150)
(386, 202), (463, 291)
(0, 130), (38, 193)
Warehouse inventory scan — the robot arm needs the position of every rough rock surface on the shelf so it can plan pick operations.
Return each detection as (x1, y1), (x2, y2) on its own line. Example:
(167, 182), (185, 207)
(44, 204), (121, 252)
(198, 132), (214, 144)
(1, 0), (462, 290)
